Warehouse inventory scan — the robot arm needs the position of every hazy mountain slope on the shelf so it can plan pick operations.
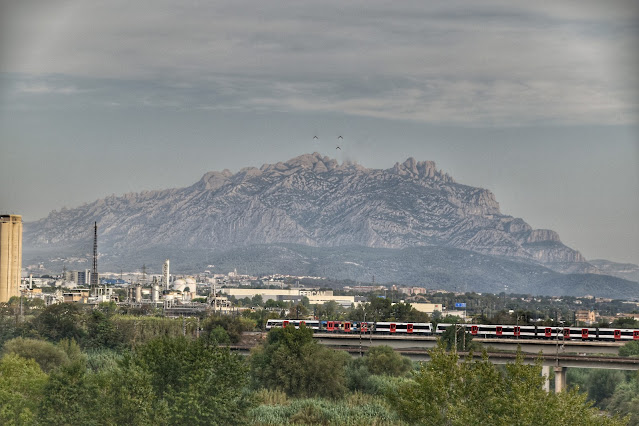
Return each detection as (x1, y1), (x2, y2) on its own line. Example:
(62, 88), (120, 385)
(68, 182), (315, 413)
(589, 260), (639, 283)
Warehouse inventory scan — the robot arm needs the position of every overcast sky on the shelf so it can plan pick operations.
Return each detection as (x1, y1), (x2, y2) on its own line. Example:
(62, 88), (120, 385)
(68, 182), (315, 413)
(1, 0), (638, 264)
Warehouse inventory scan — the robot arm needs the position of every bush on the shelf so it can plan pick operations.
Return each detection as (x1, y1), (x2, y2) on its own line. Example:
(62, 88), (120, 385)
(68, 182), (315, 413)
(620, 341), (639, 357)
(250, 326), (350, 399)
(0, 353), (48, 425)
(2, 337), (70, 373)
(364, 345), (413, 377)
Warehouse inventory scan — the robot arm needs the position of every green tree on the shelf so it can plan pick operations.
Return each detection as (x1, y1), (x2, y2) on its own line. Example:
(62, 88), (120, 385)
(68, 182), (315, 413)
(201, 314), (254, 344)
(390, 302), (413, 321)
(92, 357), (164, 426)
(33, 303), (86, 342)
(365, 297), (392, 322)
(132, 336), (252, 425)
(38, 360), (99, 425)
(250, 325), (350, 398)
(363, 345), (413, 377)
(439, 324), (476, 352)
(84, 310), (124, 350)
(251, 294), (264, 307)
(0, 354), (48, 426)
(389, 343), (625, 425)
(613, 318), (639, 328)
(620, 341), (639, 357)
(2, 337), (70, 373)
(586, 370), (625, 408)
(316, 300), (341, 320)
(607, 373), (639, 424)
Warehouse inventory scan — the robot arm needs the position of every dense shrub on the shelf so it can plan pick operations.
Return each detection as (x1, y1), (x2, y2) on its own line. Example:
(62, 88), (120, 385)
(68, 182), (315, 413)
(2, 337), (70, 373)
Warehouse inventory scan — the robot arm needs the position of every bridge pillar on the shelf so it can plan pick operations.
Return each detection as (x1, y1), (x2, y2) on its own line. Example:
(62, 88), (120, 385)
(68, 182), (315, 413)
(542, 365), (550, 392)
(553, 366), (566, 393)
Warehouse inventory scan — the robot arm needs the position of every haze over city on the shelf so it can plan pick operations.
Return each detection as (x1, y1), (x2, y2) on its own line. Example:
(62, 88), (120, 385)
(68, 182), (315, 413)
(1, 1), (638, 264)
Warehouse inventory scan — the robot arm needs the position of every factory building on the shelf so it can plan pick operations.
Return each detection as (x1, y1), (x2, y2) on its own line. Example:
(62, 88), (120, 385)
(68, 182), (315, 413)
(219, 288), (357, 307)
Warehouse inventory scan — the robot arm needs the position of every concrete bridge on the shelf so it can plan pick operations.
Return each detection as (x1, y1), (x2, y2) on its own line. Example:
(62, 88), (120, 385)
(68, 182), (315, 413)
(312, 333), (625, 356)
(312, 333), (639, 392)
(238, 332), (639, 392)
(339, 347), (639, 392)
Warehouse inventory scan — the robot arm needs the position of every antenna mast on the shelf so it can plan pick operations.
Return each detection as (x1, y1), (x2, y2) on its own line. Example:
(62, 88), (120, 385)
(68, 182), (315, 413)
(91, 222), (98, 294)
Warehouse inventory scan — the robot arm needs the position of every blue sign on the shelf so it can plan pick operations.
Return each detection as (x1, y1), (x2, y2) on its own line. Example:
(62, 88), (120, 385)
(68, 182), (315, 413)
(454, 303), (466, 308)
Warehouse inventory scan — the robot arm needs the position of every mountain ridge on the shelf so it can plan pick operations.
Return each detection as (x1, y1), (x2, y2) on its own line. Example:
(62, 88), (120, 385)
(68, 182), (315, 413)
(23, 152), (631, 297)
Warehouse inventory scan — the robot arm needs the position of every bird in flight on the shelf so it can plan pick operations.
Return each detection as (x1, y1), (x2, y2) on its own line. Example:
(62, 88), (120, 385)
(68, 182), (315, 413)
(336, 146), (341, 150)
(338, 136), (343, 140)
(313, 136), (318, 140)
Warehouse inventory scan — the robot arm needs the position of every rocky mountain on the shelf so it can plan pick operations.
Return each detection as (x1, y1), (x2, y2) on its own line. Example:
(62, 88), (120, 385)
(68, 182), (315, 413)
(24, 152), (593, 275)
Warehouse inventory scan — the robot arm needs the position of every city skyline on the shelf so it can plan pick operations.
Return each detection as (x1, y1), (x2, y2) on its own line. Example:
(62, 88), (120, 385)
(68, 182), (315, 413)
(1, 1), (638, 264)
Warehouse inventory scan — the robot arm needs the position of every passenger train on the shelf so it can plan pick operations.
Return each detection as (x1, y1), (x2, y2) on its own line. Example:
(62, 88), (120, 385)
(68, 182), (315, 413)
(265, 319), (639, 342)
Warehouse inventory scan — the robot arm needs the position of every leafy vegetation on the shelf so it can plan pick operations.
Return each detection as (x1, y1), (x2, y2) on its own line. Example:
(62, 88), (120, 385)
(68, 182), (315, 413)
(390, 343), (625, 425)
(250, 325), (351, 398)
(0, 299), (637, 424)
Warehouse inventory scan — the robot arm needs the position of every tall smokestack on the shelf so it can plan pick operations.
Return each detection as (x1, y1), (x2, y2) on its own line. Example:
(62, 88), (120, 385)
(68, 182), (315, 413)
(91, 222), (98, 292)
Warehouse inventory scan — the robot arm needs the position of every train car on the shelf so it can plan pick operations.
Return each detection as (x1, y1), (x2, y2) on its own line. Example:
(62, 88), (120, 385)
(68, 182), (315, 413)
(466, 324), (536, 339)
(580, 327), (639, 341)
(322, 320), (371, 333)
(435, 323), (452, 334)
(265, 319), (320, 331)
(375, 322), (432, 335)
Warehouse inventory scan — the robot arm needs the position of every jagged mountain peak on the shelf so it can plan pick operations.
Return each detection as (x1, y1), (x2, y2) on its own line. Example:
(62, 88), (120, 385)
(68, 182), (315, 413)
(197, 153), (455, 188)
(391, 157), (454, 182)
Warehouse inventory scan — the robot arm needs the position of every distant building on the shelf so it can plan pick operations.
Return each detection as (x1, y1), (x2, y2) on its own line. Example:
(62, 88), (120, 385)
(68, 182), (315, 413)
(344, 285), (387, 293)
(399, 286), (427, 296)
(575, 310), (597, 325)
(0, 215), (22, 303)
(410, 303), (444, 314)
(63, 289), (90, 303)
(219, 288), (357, 307)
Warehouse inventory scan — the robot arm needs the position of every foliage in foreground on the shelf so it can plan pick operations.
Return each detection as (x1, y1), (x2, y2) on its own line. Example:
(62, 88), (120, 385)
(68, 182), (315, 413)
(389, 343), (626, 426)
(250, 325), (351, 399)
(248, 392), (403, 425)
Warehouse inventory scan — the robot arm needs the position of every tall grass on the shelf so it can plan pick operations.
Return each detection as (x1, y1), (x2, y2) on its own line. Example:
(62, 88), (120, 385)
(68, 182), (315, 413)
(247, 394), (404, 425)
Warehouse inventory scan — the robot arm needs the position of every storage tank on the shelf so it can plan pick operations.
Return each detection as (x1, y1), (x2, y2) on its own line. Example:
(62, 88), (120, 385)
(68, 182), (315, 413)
(152, 285), (159, 302)
(135, 284), (142, 303)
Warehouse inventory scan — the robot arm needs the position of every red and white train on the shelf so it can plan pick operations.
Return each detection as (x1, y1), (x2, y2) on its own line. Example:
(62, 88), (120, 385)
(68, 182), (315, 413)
(265, 319), (639, 341)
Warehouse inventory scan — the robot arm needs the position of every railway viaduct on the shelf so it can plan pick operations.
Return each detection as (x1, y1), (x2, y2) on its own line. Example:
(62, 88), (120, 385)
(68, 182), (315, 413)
(235, 332), (639, 392)
(311, 333), (639, 392)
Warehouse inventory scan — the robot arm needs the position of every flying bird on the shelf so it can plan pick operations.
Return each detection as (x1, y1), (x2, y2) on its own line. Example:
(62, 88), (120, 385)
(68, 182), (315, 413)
(313, 136), (318, 140)
(336, 146), (341, 150)
(338, 136), (343, 140)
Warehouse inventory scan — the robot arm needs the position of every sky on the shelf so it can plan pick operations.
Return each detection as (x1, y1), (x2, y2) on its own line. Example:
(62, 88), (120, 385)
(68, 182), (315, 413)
(1, 0), (638, 264)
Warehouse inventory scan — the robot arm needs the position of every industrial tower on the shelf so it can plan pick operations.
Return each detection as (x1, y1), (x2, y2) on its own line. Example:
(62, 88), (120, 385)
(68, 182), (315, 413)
(90, 221), (98, 294)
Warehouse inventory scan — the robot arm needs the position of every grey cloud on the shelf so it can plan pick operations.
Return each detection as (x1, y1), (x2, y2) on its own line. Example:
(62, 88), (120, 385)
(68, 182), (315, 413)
(1, 0), (637, 126)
